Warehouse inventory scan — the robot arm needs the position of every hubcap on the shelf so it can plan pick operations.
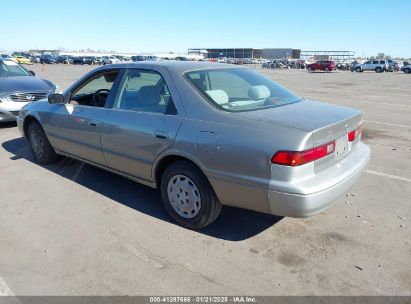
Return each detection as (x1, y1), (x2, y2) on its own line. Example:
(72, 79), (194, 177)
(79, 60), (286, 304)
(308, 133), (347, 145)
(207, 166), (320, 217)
(167, 175), (201, 219)
(30, 130), (44, 159)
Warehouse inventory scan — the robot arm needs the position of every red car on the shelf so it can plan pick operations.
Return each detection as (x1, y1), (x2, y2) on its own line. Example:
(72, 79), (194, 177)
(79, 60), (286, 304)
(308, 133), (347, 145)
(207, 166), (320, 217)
(307, 60), (336, 72)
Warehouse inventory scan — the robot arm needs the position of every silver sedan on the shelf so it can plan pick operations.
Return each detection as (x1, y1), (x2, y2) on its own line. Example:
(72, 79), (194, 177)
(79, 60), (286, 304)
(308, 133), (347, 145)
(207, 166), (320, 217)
(17, 62), (370, 228)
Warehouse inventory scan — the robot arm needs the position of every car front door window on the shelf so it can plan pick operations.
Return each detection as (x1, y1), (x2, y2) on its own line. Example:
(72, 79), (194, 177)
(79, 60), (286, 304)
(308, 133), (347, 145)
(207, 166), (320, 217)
(70, 71), (120, 107)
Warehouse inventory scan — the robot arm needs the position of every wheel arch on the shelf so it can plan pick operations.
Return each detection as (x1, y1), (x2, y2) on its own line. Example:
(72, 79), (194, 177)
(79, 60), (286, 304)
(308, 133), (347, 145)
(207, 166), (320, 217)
(153, 153), (209, 189)
(23, 115), (41, 139)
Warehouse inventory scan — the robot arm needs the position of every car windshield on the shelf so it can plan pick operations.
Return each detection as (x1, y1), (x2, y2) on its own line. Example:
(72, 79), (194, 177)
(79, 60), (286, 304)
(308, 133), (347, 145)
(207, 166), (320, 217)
(0, 61), (30, 77)
(185, 68), (302, 112)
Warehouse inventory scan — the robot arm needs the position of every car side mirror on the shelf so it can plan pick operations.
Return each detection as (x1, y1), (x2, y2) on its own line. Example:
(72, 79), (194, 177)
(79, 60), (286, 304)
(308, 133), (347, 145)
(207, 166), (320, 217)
(29, 70), (35, 76)
(48, 93), (65, 104)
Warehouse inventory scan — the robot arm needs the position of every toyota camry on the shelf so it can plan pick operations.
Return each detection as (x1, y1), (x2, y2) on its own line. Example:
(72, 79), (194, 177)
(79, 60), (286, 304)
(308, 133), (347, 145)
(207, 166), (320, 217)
(17, 62), (370, 229)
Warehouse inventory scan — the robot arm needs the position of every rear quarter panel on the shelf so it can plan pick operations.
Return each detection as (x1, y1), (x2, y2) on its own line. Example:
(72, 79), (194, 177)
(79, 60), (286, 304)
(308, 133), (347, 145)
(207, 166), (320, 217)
(169, 115), (311, 213)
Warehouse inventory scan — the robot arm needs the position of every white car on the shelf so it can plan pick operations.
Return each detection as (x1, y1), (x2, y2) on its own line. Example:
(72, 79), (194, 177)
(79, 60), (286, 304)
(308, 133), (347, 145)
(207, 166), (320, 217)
(102, 56), (120, 65)
(353, 60), (388, 73)
(118, 56), (131, 63)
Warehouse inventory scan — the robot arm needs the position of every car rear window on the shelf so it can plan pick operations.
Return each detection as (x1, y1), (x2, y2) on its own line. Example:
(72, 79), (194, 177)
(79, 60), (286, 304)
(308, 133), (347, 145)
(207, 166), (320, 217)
(185, 68), (302, 112)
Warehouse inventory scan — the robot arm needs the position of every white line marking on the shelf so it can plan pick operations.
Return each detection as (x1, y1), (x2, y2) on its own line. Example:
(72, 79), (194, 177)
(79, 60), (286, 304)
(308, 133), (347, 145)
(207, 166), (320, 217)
(356, 100), (411, 108)
(364, 120), (411, 129)
(124, 245), (165, 269)
(0, 276), (14, 296)
(367, 170), (411, 183)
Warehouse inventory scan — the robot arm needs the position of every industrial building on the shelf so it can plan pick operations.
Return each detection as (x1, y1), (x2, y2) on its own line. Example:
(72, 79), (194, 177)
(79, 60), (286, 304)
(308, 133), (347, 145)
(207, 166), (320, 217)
(188, 48), (301, 59)
(300, 50), (355, 61)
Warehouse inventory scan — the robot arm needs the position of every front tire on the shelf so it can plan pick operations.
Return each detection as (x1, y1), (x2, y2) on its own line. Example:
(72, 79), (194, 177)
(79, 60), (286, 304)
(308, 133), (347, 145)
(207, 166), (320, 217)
(404, 68), (410, 74)
(28, 121), (61, 165)
(160, 161), (222, 229)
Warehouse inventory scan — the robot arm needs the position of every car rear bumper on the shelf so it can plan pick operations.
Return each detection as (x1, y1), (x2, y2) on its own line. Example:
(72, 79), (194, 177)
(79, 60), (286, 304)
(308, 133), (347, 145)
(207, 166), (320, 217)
(267, 142), (370, 217)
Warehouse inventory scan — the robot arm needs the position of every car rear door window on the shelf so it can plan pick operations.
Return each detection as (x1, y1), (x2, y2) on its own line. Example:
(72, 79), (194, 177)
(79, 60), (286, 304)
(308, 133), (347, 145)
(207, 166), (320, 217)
(114, 69), (175, 114)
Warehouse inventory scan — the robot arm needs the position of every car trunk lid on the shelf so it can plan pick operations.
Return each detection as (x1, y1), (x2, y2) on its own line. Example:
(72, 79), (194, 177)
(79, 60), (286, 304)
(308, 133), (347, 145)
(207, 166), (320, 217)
(237, 99), (363, 171)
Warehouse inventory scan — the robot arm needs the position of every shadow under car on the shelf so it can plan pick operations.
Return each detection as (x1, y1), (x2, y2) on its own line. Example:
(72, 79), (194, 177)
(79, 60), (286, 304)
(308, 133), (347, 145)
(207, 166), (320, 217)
(2, 137), (283, 241)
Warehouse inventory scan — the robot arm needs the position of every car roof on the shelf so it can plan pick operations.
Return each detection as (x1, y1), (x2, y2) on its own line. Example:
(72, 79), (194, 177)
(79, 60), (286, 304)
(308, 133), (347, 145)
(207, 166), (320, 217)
(102, 61), (243, 73)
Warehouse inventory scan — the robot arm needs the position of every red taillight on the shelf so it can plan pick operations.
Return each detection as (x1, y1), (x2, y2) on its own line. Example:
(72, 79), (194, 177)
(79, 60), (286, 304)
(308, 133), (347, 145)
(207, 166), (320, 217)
(271, 141), (335, 166)
(348, 130), (356, 141)
(348, 124), (363, 142)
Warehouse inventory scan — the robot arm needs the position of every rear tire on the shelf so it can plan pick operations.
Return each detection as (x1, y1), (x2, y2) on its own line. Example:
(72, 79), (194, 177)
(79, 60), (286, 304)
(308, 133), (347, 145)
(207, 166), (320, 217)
(324, 67), (330, 72)
(160, 161), (222, 229)
(404, 68), (410, 74)
(28, 121), (61, 165)
(375, 67), (382, 73)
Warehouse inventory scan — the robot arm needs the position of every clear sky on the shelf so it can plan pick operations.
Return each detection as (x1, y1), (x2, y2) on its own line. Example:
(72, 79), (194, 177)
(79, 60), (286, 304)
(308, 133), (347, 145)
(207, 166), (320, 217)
(1, 0), (410, 57)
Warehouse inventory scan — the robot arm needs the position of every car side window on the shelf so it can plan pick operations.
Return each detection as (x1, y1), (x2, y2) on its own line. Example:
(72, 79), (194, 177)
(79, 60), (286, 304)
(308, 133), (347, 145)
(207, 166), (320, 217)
(114, 69), (176, 114)
(372, 61), (378, 64)
(365, 61), (371, 64)
(70, 70), (120, 107)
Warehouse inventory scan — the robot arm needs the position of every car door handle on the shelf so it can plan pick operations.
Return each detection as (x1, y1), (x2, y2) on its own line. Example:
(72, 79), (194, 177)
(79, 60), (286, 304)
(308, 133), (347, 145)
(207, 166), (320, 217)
(88, 121), (99, 127)
(154, 130), (168, 139)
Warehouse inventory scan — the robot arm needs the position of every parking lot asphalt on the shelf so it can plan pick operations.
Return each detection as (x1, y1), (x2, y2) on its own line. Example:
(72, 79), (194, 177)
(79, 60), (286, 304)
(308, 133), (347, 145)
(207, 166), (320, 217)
(0, 64), (410, 296)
